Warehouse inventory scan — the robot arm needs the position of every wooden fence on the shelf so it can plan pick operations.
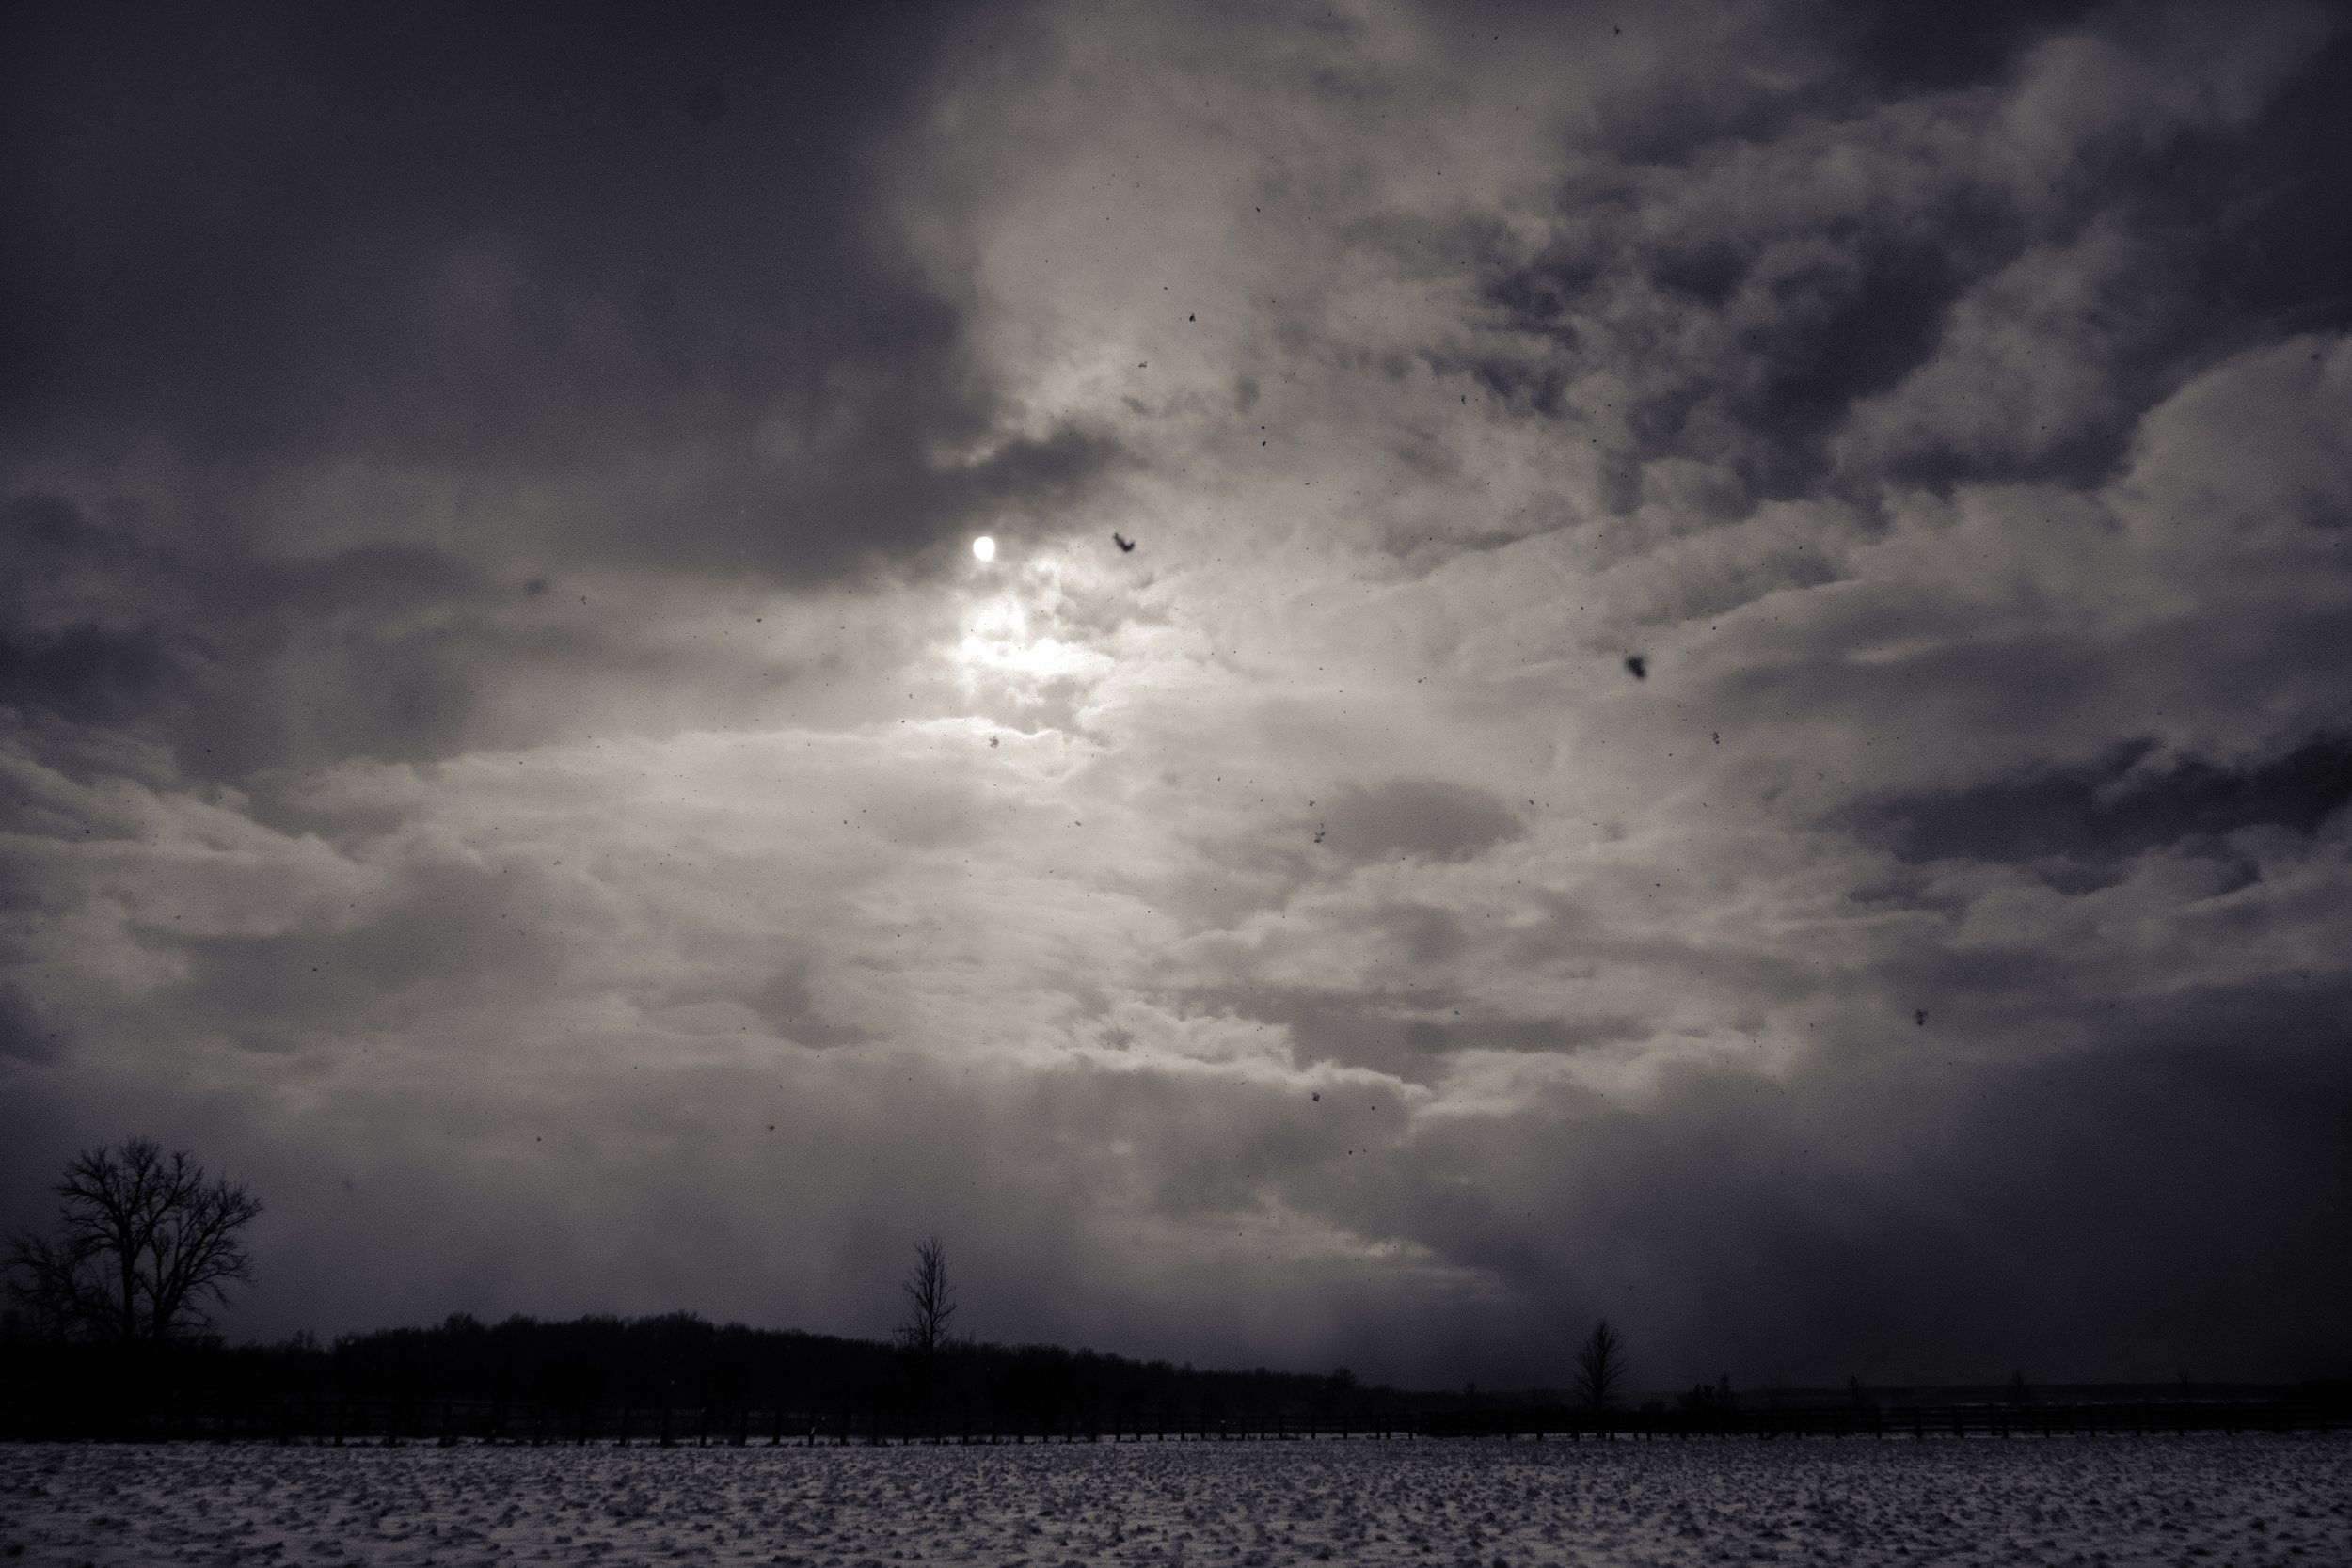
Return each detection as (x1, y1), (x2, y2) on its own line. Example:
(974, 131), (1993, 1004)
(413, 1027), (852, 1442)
(3, 1390), (2340, 1446)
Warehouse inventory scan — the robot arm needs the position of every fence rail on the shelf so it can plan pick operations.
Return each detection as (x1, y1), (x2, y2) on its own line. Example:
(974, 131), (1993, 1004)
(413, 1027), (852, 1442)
(2, 1391), (2340, 1446)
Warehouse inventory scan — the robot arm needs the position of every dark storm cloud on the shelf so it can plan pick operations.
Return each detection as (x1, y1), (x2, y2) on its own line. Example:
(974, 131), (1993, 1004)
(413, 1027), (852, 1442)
(1354, 975), (2352, 1385)
(1314, 777), (1523, 865)
(170, 861), (571, 1046)
(7, 2), (1136, 783)
(0, 978), (63, 1065)
(0, 620), (192, 729)
(0, 496), (204, 727)
(1856, 735), (2352, 869)
(1246, 994), (1465, 1084)
(1815, 0), (2103, 97)
(0, 490), (517, 773)
(1265, 990), (1649, 1084)
(1459, 9), (2352, 518)
(0, 2), (1116, 589)
(736, 958), (872, 1051)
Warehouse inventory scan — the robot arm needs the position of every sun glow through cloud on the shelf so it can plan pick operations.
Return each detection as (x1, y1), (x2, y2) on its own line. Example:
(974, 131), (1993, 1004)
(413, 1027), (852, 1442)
(955, 594), (1111, 687)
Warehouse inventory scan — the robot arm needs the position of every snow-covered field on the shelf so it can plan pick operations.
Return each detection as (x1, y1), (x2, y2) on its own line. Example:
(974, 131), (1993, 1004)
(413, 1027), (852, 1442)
(4, 1434), (2345, 1566)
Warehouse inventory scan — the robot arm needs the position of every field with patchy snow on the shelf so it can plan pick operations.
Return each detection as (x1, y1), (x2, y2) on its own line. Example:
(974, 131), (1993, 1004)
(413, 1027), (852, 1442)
(3, 1434), (2346, 1566)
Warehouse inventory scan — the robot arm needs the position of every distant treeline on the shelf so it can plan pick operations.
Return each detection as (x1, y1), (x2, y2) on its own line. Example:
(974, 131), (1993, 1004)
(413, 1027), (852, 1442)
(2, 1311), (2344, 1444)
(1, 1310), (1415, 1442)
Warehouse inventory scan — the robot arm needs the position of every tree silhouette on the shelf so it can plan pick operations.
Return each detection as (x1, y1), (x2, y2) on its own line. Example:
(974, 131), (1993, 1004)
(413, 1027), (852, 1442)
(1573, 1319), (1626, 1411)
(894, 1235), (958, 1367)
(3, 1137), (262, 1342)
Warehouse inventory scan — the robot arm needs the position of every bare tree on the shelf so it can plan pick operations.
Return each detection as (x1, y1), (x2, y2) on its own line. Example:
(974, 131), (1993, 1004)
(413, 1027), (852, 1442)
(895, 1234), (958, 1362)
(1573, 1319), (1626, 1411)
(3, 1137), (262, 1342)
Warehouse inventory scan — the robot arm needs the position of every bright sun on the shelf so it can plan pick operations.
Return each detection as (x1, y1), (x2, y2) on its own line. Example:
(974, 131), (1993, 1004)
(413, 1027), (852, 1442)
(972, 536), (995, 562)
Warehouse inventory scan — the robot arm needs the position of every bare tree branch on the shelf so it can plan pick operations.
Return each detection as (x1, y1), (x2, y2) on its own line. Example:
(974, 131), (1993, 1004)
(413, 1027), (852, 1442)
(3, 1138), (262, 1342)
(2, 1225), (107, 1340)
(1574, 1319), (1627, 1412)
(894, 1234), (958, 1362)
(146, 1172), (263, 1339)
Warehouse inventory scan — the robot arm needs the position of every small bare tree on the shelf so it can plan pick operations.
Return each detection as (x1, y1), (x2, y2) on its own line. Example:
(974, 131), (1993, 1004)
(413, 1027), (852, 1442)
(1573, 1319), (1626, 1411)
(895, 1234), (958, 1360)
(3, 1137), (262, 1342)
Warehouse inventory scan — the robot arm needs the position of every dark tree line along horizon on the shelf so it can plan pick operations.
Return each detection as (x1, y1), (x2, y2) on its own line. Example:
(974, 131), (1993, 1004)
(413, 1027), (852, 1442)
(2, 1305), (1438, 1443)
(2, 1143), (1422, 1432)
(6, 1143), (1646, 1406)
(17, 1141), (2323, 1426)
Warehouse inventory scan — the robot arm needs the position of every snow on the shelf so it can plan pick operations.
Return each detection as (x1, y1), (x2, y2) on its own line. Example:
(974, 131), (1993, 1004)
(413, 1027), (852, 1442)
(3, 1433), (2346, 1566)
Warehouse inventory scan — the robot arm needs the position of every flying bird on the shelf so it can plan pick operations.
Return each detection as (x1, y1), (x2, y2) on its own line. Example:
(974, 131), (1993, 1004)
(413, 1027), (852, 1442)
(1113, 532), (1136, 552)
(1624, 655), (1647, 679)
(1915, 1010), (1928, 1026)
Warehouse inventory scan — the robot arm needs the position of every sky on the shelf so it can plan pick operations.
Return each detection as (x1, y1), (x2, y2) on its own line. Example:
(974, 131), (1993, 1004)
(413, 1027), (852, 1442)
(4, 0), (2349, 1393)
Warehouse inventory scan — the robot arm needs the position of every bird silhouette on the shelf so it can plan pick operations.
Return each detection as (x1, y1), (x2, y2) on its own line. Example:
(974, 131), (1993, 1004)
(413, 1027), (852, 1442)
(1113, 532), (1136, 552)
(1624, 655), (1647, 679)
(1915, 1009), (1928, 1026)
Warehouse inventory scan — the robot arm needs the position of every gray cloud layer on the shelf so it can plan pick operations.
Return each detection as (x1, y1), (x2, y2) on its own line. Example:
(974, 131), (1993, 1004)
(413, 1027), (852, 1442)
(5, 0), (2348, 1390)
